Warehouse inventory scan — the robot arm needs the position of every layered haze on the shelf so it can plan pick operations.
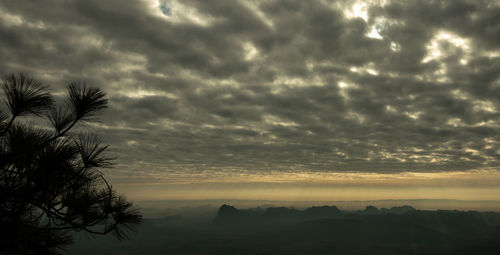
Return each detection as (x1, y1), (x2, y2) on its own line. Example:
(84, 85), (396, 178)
(1, 0), (500, 206)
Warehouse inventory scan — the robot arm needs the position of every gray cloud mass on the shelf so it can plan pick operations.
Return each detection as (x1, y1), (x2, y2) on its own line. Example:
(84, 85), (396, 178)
(1, 0), (500, 182)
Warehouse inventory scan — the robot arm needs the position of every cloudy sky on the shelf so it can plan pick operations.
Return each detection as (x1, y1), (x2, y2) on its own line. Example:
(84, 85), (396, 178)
(2, 0), (500, 202)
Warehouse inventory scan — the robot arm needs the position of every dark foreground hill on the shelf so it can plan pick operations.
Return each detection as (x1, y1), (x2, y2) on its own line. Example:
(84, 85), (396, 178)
(70, 204), (500, 255)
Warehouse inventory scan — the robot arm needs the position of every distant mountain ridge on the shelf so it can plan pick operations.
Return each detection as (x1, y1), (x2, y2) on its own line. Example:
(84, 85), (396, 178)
(212, 204), (500, 253)
(214, 204), (419, 224)
(72, 204), (500, 255)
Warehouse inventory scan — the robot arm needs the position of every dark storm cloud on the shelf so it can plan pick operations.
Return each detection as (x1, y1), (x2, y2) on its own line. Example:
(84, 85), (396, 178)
(1, 0), (500, 181)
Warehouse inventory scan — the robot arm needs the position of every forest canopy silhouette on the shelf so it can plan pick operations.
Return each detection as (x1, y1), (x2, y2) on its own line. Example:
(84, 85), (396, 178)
(0, 73), (142, 255)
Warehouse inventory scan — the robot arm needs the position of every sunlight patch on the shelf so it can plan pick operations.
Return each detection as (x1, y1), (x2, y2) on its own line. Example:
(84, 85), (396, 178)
(390, 41), (401, 52)
(240, 1), (274, 29)
(366, 26), (383, 39)
(366, 17), (388, 39)
(482, 50), (500, 58)
(331, 0), (390, 21)
(87, 122), (147, 132)
(472, 100), (496, 113)
(404, 111), (421, 120)
(385, 105), (397, 114)
(119, 88), (178, 99)
(422, 30), (471, 64)
(344, 2), (368, 21)
(263, 114), (300, 127)
(349, 63), (379, 76)
(446, 118), (464, 128)
(346, 111), (366, 124)
(365, 16), (404, 40)
(127, 140), (139, 146)
(0, 9), (23, 26)
(337, 81), (358, 101)
(272, 75), (325, 90)
(337, 80), (358, 89)
(0, 7), (46, 29)
(465, 148), (481, 157)
(451, 89), (469, 100)
(242, 42), (259, 61)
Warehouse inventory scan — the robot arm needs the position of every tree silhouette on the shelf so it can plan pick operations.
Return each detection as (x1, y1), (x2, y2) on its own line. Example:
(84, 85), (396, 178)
(0, 73), (142, 254)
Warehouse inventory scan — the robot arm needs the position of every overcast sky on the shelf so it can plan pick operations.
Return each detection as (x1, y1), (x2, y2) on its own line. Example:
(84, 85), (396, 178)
(2, 0), (500, 200)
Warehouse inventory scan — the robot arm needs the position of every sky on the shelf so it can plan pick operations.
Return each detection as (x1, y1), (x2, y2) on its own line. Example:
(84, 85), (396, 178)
(1, 0), (500, 204)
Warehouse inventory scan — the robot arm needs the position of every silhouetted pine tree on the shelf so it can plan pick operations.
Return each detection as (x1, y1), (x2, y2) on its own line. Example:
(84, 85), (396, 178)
(0, 73), (142, 254)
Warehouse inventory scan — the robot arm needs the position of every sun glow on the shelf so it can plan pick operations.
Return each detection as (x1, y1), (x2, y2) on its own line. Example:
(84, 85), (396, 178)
(116, 169), (500, 206)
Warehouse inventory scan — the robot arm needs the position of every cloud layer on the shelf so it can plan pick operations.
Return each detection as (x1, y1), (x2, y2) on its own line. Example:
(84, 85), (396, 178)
(2, 0), (500, 183)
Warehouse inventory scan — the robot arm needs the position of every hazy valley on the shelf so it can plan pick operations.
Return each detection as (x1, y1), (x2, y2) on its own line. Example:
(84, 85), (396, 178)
(71, 201), (500, 255)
